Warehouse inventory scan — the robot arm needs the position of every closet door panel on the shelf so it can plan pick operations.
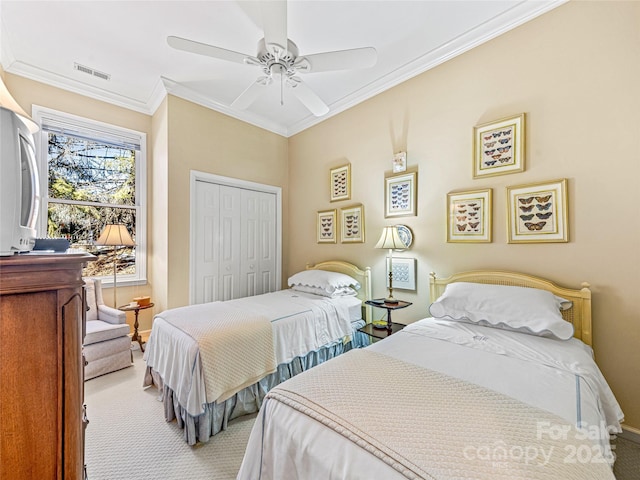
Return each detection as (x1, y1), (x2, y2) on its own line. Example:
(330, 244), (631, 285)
(194, 181), (220, 304)
(258, 191), (277, 293)
(240, 190), (260, 298)
(192, 179), (278, 304)
(241, 190), (276, 297)
(219, 186), (242, 300)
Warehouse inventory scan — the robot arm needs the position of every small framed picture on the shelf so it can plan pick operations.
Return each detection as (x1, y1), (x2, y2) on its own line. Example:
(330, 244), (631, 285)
(392, 152), (407, 173)
(340, 204), (365, 243)
(473, 113), (525, 179)
(506, 178), (568, 243)
(386, 257), (416, 291)
(317, 209), (337, 244)
(330, 164), (351, 202)
(447, 189), (492, 243)
(385, 172), (417, 218)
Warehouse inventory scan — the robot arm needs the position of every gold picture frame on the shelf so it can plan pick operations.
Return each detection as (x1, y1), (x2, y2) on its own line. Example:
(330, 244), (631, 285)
(386, 257), (416, 291)
(330, 164), (351, 202)
(507, 178), (568, 243)
(317, 209), (337, 244)
(340, 204), (365, 243)
(447, 189), (492, 243)
(385, 171), (417, 218)
(473, 113), (525, 179)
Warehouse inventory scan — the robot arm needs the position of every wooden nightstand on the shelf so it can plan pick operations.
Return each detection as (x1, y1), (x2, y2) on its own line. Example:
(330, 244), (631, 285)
(360, 299), (412, 339)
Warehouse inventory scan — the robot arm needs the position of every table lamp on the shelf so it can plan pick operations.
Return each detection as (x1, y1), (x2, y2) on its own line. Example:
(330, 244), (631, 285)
(95, 224), (135, 306)
(375, 225), (405, 304)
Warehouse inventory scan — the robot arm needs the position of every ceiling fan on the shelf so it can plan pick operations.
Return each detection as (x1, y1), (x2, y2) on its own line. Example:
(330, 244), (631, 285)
(167, 1), (377, 117)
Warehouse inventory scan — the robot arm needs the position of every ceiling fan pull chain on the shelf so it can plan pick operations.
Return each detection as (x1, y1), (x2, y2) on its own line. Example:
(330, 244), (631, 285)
(280, 72), (284, 106)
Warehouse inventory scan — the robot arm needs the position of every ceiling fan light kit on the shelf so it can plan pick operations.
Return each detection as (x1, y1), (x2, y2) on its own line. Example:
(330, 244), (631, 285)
(167, 1), (377, 117)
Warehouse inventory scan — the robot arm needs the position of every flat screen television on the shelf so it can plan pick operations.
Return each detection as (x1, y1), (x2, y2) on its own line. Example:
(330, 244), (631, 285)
(0, 106), (40, 255)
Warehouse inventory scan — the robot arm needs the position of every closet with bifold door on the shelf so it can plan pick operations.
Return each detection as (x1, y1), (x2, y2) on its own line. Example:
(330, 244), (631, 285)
(192, 176), (280, 305)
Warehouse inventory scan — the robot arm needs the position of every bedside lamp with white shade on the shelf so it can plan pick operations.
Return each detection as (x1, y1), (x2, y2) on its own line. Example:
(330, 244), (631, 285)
(375, 225), (405, 304)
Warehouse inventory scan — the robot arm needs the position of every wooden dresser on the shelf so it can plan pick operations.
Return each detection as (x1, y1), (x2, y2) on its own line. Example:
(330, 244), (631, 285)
(0, 253), (94, 480)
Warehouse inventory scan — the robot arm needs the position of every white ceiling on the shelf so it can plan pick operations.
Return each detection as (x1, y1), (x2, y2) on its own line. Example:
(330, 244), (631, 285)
(0, 0), (563, 137)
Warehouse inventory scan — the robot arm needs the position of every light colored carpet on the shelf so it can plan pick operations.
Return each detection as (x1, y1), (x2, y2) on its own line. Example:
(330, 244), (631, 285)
(613, 435), (640, 480)
(84, 349), (254, 480)
(86, 349), (640, 480)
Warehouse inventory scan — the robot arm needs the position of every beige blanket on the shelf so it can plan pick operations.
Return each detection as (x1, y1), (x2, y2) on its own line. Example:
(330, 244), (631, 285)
(161, 302), (276, 403)
(267, 349), (615, 480)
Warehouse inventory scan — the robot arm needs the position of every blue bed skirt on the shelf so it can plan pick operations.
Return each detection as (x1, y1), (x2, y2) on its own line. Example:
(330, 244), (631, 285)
(161, 320), (370, 444)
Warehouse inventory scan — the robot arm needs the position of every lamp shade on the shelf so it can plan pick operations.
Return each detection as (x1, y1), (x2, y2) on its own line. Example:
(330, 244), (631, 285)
(0, 76), (39, 134)
(96, 224), (135, 247)
(375, 226), (405, 250)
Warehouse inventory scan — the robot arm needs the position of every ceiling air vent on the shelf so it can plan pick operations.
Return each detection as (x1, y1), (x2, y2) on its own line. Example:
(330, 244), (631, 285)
(74, 63), (111, 81)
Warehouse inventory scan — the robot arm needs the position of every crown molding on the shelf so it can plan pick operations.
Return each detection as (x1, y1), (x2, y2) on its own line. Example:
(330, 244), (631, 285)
(160, 77), (288, 137)
(2, 0), (565, 137)
(286, 0), (567, 136)
(5, 60), (153, 115)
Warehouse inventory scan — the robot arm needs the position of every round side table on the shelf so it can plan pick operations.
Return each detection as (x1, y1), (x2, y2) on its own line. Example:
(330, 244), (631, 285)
(118, 303), (154, 352)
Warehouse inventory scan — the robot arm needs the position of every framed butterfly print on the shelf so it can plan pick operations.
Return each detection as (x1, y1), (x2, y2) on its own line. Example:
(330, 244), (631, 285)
(386, 257), (416, 291)
(317, 209), (337, 244)
(473, 113), (525, 179)
(507, 179), (568, 243)
(447, 189), (492, 243)
(330, 164), (351, 202)
(385, 172), (417, 218)
(340, 204), (365, 243)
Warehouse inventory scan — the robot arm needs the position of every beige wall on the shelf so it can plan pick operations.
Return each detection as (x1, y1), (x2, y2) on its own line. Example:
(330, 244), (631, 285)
(288, 1), (640, 429)
(3, 71), (156, 334)
(2, 73), (289, 337)
(150, 97), (169, 316)
(163, 95), (289, 309)
(3, 0), (637, 429)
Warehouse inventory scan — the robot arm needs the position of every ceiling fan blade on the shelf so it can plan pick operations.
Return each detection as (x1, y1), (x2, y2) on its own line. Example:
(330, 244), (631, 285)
(261, 0), (287, 53)
(167, 36), (253, 65)
(296, 47), (377, 73)
(289, 79), (329, 117)
(231, 78), (271, 110)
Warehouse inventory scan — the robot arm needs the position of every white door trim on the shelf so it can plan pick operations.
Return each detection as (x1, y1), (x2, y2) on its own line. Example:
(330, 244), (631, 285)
(189, 170), (282, 305)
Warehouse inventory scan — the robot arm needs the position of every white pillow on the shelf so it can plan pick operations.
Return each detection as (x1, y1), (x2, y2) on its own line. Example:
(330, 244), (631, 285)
(291, 284), (358, 298)
(428, 282), (574, 340)
(288, 270), (361, 295)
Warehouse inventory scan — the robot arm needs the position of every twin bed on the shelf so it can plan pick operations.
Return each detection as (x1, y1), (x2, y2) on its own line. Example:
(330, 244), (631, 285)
(236, 270), (623, 480)
(143, 260), (371, 444)
(143, 263), (623, 478)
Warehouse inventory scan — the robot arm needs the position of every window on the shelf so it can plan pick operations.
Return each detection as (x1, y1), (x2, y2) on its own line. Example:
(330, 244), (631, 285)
(33, 106), (147, 285)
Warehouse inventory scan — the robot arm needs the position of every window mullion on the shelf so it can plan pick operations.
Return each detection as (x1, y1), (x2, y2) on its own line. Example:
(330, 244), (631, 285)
(33, 105), (147, 286)
(48, 198), (137, 210)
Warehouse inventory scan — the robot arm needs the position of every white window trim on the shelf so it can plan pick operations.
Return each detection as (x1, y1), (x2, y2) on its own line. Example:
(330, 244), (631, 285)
(32, 105), (147, 286)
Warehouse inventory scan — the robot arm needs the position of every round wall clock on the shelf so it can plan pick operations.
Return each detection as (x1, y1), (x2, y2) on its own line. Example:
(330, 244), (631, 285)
(395, 224), (413, 250)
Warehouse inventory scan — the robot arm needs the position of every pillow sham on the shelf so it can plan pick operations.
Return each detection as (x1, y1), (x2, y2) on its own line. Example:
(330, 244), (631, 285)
(288, 270), (361, 294)
(428, 282), (574, 340)
(290, 284), (358, 298)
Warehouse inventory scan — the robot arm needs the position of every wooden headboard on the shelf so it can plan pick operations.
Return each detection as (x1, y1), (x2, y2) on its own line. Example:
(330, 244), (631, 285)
(306, 261), (372, 323)
(429, 270), (593, 346)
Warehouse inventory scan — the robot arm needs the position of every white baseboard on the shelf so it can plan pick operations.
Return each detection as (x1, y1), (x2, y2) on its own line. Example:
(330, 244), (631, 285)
(619, 425), (640, 444)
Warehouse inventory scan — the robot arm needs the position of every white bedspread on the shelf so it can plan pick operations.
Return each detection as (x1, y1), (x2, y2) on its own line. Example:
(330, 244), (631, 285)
(143, 290), (356, 416)
(160, 302), (275, 404)
(238, 319), (623, 480)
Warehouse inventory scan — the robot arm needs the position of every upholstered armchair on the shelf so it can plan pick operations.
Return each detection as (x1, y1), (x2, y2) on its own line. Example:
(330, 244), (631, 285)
(83, 278), (133, 380)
